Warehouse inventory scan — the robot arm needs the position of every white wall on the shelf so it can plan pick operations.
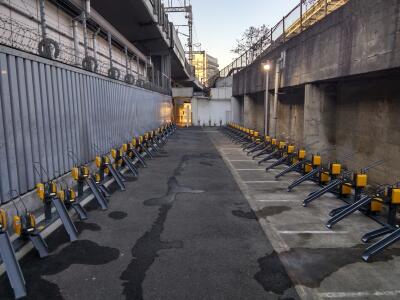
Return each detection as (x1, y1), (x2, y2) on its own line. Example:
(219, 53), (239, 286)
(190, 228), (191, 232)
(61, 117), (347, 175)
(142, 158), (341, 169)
(191, 78), (234, 126)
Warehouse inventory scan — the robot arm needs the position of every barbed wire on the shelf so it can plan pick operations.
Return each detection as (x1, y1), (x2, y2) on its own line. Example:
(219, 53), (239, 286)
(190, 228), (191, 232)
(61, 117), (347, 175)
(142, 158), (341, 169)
(0, 7), (170, 93)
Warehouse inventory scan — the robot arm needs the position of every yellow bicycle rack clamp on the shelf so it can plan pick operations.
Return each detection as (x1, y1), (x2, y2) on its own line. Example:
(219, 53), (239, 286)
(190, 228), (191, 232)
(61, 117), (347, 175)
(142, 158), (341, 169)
(57, 176), (87, 220)
(0, 209), (7, 231)
(71, 165), (90, 181)
(130, 137), (147, 168)
(8, 189), (49, 258)
(311, 154), (322, 167)
(287, 145), (295, 154)
(354, 173), (368, 188)
(330, 163), (342, 176)
(298, 149), (306, 160)
(0, 205), (28, 299)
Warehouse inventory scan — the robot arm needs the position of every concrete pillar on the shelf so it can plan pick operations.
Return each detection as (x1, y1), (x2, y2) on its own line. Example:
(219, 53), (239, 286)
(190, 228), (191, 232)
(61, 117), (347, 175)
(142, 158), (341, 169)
(244, 94), (257, 129)
(231, 96), (242, 124)
(192, 97), (199, 126)
(304, 83), (337, 157)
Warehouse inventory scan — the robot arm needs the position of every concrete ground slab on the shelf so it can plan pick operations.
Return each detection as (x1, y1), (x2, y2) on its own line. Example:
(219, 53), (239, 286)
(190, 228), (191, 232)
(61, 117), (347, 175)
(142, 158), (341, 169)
(210, 128), (400, 300)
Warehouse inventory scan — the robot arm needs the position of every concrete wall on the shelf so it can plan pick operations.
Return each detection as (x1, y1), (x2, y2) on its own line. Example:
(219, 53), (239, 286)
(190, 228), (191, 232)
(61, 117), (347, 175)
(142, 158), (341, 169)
(243, 93), (264, 132)
(335, 77), (400, 184)
(230, 0), (400, 184)
(276, 77), (400, 184)
(233, 0), (400, 96)
(231, 96), (243, 124)
(276, 89), (305, 144)
(304, 84), (337, 159)
(211, 86), (232, 99)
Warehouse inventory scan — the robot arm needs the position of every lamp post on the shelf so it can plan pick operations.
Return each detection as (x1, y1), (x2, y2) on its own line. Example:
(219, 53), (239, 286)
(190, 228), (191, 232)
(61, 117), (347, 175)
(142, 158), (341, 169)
(263, 62), (271, 136)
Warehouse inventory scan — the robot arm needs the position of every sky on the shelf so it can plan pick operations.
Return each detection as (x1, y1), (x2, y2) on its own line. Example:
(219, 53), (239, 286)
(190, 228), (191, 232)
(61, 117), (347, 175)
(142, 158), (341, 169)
(164, 0), (300, 70)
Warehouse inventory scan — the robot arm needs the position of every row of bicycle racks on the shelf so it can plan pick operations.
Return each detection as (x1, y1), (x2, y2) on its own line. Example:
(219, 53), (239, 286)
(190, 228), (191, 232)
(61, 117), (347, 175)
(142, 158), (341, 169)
(0, 123), (176, 299)
(222, 123), (400, 263)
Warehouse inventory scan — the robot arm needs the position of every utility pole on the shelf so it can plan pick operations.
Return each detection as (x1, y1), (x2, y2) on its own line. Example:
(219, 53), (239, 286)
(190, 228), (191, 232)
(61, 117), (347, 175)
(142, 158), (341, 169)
(164, 0), (193, 64)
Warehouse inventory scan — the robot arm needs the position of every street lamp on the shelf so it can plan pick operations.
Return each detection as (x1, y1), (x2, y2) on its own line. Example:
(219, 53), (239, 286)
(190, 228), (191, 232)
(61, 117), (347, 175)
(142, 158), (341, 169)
(263, 62), (271, 136)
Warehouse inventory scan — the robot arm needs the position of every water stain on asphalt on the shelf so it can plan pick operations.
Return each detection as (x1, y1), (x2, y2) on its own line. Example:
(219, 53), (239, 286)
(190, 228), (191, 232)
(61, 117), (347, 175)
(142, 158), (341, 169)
(280, 245), (400, 288)
(120, 204), (183, 300)
(143, 177), (203, 206)
(75, 221), (102, 234)
(108, 211), (128, 220)
(256, 206), (292, 218)
(121, 154), (208, 299)
(0, 239), (120, 300)
(232, 206), (291, 220)
(232, 209), (257, 220)
(254, 251), (294, 296)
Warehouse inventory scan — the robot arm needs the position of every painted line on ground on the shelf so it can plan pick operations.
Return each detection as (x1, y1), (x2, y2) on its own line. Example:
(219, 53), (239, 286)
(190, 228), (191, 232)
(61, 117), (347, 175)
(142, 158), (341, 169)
(244, 180), (281, 183)
(236, 168), (265, 171)
(229, 159), (257, 162)
(256, 199), (299, 202)
(278, 230), (348, 234)
(318, 290), (400, 298)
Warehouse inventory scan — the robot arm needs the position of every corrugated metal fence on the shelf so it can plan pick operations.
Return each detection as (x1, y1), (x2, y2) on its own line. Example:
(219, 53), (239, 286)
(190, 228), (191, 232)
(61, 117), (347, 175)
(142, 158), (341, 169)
(0, 45), (171, 204)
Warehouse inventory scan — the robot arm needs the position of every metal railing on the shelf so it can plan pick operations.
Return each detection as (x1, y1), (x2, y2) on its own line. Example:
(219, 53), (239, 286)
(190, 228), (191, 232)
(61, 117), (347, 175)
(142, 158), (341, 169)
(207, 0), (348, 86)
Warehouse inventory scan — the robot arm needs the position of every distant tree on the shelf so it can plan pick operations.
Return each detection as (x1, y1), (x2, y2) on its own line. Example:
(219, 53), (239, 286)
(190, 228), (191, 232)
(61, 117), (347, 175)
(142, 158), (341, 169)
(231, 24), (270, 56)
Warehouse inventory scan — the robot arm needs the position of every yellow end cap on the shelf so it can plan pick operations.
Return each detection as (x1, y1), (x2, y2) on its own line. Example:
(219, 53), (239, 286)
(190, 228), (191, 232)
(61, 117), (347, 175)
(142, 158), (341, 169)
(57, 190), (65, 202)
(36, 183), (45, 200)
(304, 164), (313, 173)
(95, 173), (101, 183)
(50, 182), (57, 194)
(287, 145), (295, 154)
(28, 213), (36, 229)
(95, 156), (102, 168)
(298, 149), (306, 159)
(111, 149), (117, 159)
(312, 155), (321, 166)
(341, 183), (352, 195)
(330, 163), (341, 175)
(371, 198), (383, 212)
(0, 209), (7, 230)
(13, 215), (22, 236)
(391, 188), (400, 204)
(71, 167), (79, 181)
(320, 172), (330, 183)
(355, 174), (367, 187)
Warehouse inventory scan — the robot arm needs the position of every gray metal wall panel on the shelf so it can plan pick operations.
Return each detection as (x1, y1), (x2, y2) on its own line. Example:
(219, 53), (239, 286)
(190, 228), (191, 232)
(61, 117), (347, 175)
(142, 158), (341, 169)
(24, 60), (38, 188)
(0, 48), (171, 203)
